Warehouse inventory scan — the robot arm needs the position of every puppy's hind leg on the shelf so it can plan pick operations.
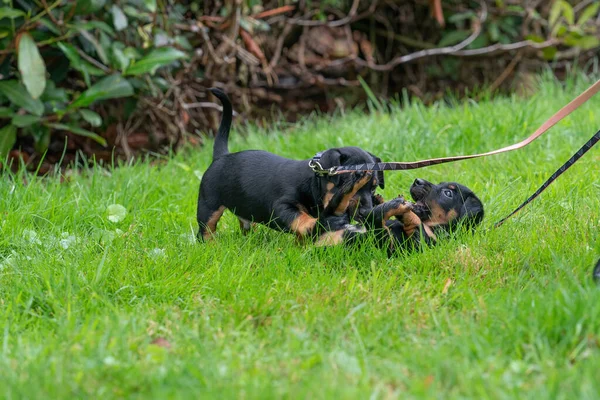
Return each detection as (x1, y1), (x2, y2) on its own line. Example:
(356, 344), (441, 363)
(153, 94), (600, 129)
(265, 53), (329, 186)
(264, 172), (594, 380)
(197, 199), (226, 241)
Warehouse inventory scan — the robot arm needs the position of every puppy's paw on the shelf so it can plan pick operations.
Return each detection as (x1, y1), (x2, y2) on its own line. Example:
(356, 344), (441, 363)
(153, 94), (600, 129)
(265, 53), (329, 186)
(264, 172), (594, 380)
(373, 193), (385, 205)
(341, 171), (373, 194)
(383, 197), (414, 219)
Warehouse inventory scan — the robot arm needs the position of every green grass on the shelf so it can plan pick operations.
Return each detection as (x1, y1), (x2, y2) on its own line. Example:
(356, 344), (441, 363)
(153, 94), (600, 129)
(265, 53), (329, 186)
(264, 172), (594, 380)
(2, 76), (600, 399)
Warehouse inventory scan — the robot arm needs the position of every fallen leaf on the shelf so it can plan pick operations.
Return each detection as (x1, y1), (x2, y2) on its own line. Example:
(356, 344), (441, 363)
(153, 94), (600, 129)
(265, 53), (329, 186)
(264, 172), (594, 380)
(442, 278), (452, 295)
(106, 204), (127, 223)
(150, 337), (172, 349)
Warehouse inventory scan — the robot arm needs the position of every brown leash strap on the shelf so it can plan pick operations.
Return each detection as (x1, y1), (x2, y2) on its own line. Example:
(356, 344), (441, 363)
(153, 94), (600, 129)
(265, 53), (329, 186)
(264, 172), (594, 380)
(311, 79), (600, 175)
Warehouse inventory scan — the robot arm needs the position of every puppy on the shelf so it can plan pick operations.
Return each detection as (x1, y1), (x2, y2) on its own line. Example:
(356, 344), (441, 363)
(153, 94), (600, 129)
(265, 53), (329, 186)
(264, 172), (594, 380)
(359, 179), (484, 254)
(197, 88), (384, 241)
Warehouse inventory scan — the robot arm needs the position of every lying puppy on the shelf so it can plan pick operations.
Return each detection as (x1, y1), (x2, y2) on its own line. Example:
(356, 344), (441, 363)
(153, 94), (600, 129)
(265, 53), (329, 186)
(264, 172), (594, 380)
(363, 179), (484, 254)
(317, 178), (484, 252)
(197, 88), (384, 241)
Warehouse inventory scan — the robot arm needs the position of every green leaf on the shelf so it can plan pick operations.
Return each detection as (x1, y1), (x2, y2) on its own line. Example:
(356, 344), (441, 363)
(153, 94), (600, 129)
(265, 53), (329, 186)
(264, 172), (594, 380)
(110, 42), (132, 71)
(79, 109), (102, 127)
(12, 114), (41, 127)
(38, 18), (61, 35)
(123, 5), (152, 20)
(525, 34), (545, 43)
(174, 35), (193, 51)
(560, 0), (574, 25)
(78, 28), (109, 64)
(565, 35), (600, 50)
(57, 42), (105, 75)
(438, 31), (470, 47)
(56, 42), (104, 88)
(542, 46), (558, 60)
(0, 107), (14, 118)
(46, 123), (107, 146)
(0, 80), (44, 116)
(0, 124), (16, 160)
(110, 5), (128, 31)
(73, 0), (107, 15)
(70, 20), (115, 37)
(0, 7), (25, 20)
(143, 0), (157, 13)
(448, 11), (476, 24)
(488, 22), (500, 42)
(41, 79), (68, 104)
(17, 33), (47, 99)
(125, 47), (186, 76)
(31, 124), (50, 153)
(549, 0), (562, 27)
(552, 23), (568, 38)
(577, 3), (600, 26)
(69, 74), (134, 110)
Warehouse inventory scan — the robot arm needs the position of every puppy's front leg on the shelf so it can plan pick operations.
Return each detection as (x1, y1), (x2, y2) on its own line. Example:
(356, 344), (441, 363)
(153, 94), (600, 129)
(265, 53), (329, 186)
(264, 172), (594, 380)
(366, 197), (438, 254)
(364, 197), (415, 230)
(362, 197), (420, 252)
(275, 202), (326, 239)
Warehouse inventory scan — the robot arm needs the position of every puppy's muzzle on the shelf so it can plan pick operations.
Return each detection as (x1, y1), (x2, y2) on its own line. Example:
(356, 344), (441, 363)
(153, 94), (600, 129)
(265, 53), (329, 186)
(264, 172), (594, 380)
(410, 178), (433, 202)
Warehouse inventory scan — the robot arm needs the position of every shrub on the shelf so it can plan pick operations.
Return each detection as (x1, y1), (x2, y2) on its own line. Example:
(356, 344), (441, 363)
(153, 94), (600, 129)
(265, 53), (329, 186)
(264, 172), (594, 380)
(0, 0), (188, 164)
(1, 0), (599, 170)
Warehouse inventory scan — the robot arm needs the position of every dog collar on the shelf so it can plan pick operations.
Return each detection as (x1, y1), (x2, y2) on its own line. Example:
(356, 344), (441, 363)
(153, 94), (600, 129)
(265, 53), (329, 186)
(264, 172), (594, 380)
(308, 151), (339, 176)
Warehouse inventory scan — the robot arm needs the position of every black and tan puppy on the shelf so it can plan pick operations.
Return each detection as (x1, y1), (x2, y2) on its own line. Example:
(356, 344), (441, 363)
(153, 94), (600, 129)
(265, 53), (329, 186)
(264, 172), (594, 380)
(197, 88), (384, 241)
(358, 179), (484, 254)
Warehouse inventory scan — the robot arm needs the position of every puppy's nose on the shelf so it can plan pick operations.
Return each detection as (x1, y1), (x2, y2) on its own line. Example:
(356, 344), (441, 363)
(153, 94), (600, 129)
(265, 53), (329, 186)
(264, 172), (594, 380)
(414, 178), (425, 186)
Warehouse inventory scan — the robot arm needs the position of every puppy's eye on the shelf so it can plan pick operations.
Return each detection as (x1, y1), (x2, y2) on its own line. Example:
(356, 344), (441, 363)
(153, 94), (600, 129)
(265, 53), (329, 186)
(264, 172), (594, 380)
(443, 189), (453, 198)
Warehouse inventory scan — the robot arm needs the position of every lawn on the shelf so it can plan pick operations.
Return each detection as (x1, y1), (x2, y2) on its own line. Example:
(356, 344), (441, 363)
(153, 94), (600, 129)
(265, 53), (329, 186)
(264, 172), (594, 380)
(1, 76), (600, 399)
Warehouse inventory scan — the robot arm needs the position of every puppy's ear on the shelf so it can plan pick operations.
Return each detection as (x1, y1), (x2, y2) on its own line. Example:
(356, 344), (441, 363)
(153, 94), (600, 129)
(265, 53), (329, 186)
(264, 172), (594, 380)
(319, 149), (346, 168)
(459, 194), (484, 229)
(368, 152), (385, 189)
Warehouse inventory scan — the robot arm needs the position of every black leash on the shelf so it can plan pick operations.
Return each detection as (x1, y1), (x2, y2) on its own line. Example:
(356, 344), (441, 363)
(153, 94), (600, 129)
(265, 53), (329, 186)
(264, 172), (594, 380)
(493, 129), (600, 227)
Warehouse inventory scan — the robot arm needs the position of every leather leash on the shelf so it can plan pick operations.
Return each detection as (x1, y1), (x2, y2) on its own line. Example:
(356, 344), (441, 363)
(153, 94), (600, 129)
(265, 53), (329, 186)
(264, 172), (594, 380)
(310, 79), (600, 175)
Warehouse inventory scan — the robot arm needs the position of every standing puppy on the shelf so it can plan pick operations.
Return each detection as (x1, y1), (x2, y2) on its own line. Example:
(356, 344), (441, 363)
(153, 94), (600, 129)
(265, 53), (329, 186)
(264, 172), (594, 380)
(197, 88), (384, 241)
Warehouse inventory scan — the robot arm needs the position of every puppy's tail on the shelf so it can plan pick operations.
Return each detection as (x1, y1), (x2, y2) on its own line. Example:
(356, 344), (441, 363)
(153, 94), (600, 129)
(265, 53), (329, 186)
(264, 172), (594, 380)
(209, 87), (233, 160)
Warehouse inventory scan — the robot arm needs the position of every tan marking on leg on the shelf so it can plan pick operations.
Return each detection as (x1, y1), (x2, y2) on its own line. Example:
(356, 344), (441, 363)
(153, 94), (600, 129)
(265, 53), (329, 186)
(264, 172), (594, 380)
(290, 212), (317, 237)
(322, 182), (335, 208)
(334, 173), (372, 215)
(315, 230), (346, 247)
(202, 206), (226, 240)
